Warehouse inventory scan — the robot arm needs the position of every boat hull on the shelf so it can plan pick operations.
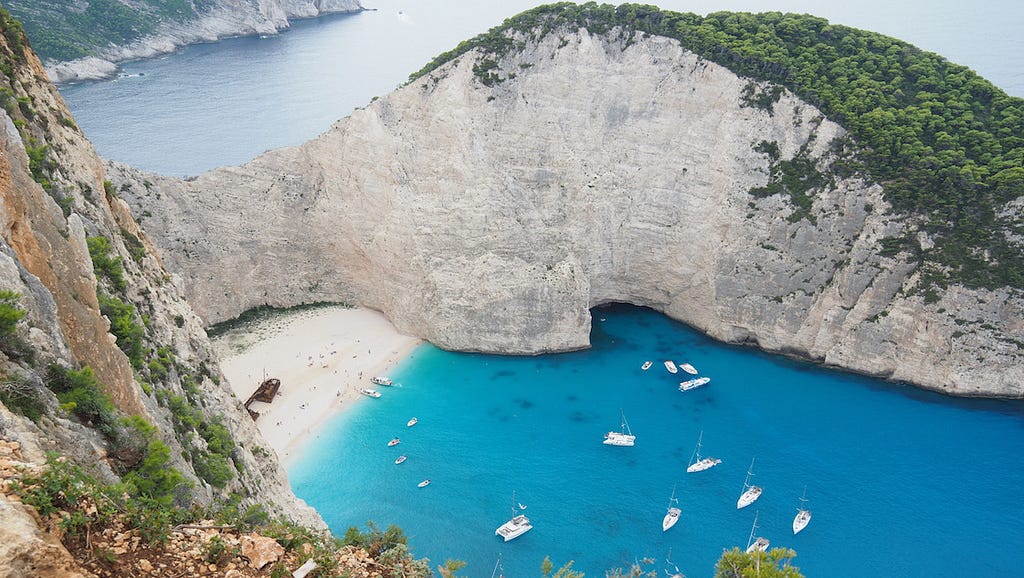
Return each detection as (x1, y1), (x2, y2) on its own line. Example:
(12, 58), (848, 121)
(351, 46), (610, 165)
(662, 507), (681, 531)
(686, 457), (721, 473)
(495, 515), (532, 542)
(737, 486), (762, 509)
(793, 510), (812, 534)
(603, 432), (636, 446)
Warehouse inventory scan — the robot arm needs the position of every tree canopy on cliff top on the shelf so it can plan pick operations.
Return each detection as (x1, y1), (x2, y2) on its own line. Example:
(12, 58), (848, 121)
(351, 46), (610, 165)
(411, 2), (1024, 292)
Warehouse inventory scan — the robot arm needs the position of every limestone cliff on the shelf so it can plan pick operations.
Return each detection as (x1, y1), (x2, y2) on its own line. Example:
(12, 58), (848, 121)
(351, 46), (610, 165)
(4, 0), (363, 84)
(111, 25), (1024, 398)
(0, 6), (322, 551)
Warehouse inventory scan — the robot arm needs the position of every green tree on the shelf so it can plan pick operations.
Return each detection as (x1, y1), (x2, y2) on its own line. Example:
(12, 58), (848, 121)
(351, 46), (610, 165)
(715, 547), (804, 578)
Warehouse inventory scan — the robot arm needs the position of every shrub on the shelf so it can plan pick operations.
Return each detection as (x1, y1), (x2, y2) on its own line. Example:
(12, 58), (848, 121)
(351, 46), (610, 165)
(87, 236), (126, 292)
(45, 364), (119, 438)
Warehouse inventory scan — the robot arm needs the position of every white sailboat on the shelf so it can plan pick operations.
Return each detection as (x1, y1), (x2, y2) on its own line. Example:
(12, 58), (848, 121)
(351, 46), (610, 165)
(686, 431), (722, 473)
(662, 485), (681, 532)
(736, 458), (763, 509)
(793, 486), (812, 534)
(745, 510), (770, 553)
(495, 491), (532, 542)
(603, 409), (636, 446)
(664, 360), (678, 374)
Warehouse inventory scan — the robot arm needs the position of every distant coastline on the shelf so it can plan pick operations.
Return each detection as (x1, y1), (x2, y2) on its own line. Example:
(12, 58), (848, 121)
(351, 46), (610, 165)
(44, 2), (366, 84)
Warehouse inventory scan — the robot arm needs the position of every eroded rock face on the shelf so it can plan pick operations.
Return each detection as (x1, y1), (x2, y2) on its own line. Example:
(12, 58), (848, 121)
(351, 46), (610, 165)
(111, 28), (1024, 397)
(44, 0), (364, 83)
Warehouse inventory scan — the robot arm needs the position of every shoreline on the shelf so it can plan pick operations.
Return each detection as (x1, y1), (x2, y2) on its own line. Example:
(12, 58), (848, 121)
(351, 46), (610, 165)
(212, 305), (421, 465)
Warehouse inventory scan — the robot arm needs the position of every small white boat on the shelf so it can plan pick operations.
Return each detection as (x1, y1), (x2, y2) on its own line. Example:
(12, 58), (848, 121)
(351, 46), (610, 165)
(641, 360), (653, 370)
(664, 548), (684, 578)
(395, 455), (407, 465)
(686, 430), (721, 473)
(793, 486), (812, 534)
(664, 360), (678, 374)
(662, 485), (681, 532)
(418, 479), (431, 488)
(679, 362), (698, 375)
(678, 377), (711, 391)
(388, 437), (400, 447)
(407, 417), (418, 427)
(736, 458), (763, 509)
(495, 491), (532, 542)
(603, 409), (635, 446)
(371, 376), (393, 386)
(360, 388), (381, 398)
(745, 510), (770, 553)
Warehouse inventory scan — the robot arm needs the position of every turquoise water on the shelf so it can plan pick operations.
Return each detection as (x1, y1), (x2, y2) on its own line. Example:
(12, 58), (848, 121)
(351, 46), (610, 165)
(289, 304), (1024, 577)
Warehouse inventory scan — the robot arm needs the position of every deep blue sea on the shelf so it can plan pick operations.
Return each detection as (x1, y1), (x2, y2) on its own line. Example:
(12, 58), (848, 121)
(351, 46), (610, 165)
(289, 304), (1024, 578)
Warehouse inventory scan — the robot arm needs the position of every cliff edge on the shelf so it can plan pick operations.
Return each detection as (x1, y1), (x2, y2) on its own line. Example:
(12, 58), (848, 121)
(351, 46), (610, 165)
(110, 16), (1024, 398)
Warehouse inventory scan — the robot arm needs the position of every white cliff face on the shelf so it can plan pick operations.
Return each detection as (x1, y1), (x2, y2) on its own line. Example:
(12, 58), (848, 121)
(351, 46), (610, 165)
(45, 0), (364, 83)
(112, 29), (1024, 397)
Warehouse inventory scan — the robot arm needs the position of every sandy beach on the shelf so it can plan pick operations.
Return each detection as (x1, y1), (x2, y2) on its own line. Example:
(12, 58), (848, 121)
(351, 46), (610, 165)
(212, 306), (422, 464)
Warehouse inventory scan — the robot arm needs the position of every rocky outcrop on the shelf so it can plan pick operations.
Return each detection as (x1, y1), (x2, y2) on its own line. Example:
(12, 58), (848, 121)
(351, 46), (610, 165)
(0, 12), (323, 536)
(111, 27), (1024, 398)
(42, 0), (364, 84)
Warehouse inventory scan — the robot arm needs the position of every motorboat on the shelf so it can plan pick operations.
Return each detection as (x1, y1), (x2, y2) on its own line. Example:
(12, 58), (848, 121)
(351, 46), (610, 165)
(641, 360), (653, 370)
(395, 455), (407, 465)
(495, 491), (532, 542)
(679, 363), (698, 375)
(664, 360), (678, 374)
(678, 377), (711, 391)
(371, 376), (393, 386)
(388, 437), (400, 447)
(418, 479), (431, 488)
(360, 388), (381, 398)
(407, 417), (418, 427)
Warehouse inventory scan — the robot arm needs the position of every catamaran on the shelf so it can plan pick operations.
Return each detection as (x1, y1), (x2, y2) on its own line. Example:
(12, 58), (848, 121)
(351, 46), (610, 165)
(495, 492), (532, 542)
(793, 486), (812, 534)
(662, 485), (681, 531)
(736, 458), (763, 509)
(745, 510), (770, 553)
(686, 430), (722, 472)
(603, 409), (636, 446)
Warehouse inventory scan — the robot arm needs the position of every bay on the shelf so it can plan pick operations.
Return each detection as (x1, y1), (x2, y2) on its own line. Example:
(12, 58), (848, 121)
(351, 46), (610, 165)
(289, 304), (1024, 577)
(58, 0), (1024, 176)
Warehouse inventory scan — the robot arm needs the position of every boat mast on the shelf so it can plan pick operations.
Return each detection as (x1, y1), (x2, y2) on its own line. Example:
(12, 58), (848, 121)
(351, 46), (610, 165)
(746, 510), (759, 551)
(743, 458), (756, 490)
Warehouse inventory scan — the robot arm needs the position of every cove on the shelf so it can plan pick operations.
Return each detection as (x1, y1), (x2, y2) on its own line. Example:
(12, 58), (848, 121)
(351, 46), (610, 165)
(289, 304), (1024, 577)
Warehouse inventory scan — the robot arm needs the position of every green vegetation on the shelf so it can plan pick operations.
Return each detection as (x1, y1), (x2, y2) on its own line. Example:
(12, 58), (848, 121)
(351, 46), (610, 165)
(0, 289), (29, 358)
(45, 364), (120, 437)
(4, 0), (207, 62)
(410, 3), (1024, 291)
(87, 235), (127, 291)
(156, 388), (237, 488)
(0, 375), (45, 421)
(750, 140), (828, 224)
(97, 293), (146, 369)
(206, 301), (352, 338)
(715, 547), (804, 577)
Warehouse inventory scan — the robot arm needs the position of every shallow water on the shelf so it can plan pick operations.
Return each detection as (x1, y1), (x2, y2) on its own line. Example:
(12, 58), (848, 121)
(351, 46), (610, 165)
(290, 304), (1024, 577)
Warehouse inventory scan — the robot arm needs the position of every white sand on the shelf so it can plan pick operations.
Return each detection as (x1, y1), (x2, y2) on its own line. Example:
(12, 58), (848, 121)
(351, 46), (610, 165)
(212, 306), (421, 464)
